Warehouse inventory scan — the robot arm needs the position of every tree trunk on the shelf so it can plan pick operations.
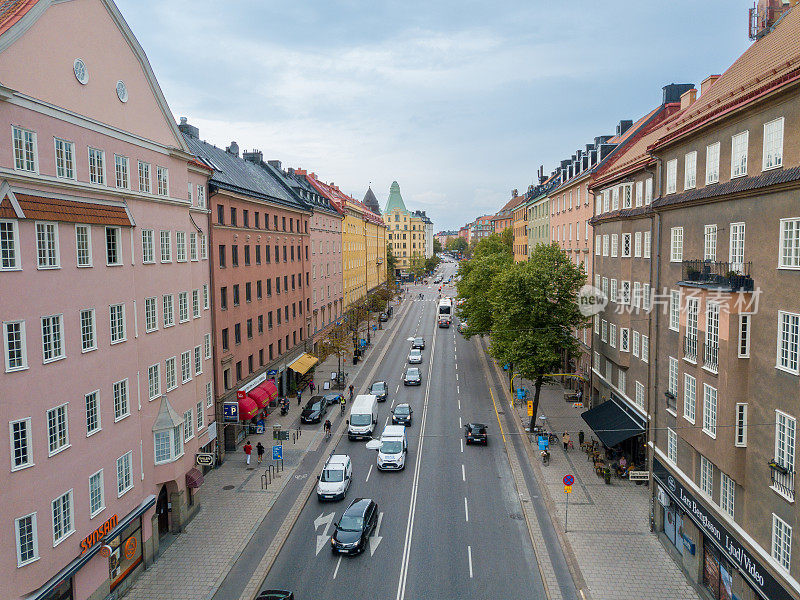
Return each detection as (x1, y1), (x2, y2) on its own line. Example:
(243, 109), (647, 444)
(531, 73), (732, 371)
(528, 375), (544, 431)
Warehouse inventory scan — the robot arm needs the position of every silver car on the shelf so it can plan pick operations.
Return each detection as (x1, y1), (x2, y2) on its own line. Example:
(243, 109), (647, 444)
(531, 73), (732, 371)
(408, 348), (422, 364)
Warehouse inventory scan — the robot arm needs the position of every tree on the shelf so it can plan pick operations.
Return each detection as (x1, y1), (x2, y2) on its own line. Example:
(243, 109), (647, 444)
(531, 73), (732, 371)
(456, 232), (513, 335)
(488, 243), (587, 431)
(446, 237), (467, 254)
(409, 254), (427, 280)
(425, 255), (440, 274)
(318, 320), (351, 387)
(433, 238), (443, 253)
(386, 245), (398, 278)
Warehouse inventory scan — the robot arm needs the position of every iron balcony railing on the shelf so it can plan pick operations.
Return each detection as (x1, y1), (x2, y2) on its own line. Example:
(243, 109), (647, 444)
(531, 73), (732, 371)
(684, 334), (698, 362)
(770, 460), (795, 501)
(681, 260), (754, 292)
(703, 340), (719, 372)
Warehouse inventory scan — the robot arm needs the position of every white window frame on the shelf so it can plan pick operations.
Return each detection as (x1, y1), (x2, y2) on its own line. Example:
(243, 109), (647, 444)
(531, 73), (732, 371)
(89, 469), (105, 518)
(634, 231), (642, 258)
(641, 335), (649, 363)
(777, 311), (800, 375)
(735, 403), (748, 447)
(88, 147), (105, 185)
(141, 229), (155, 264)
(165, 356), (177, 391)
(190, 232), (198, 261)
(779, 218), (800, 269)
(113, 379), (129, 422)
(138, 160), (151, 193)
(635, 381), (645, 409)
(666, 159), (677, 194)
(84, 390), (101, 436)
(160, 230), (172, 263)
(731, 131), (748, 178)
(620, 327), (629, 352)
(204, 333), (212, 359)
(105, 226), (122, 266)
(114, 154), (129, 189)
(116, 451), (133, 497)
(51, 489), (75, 546)
(82, 309), (98, 353)
(645, 178), (653, 204)
(0, 219), (21, 270)
(667, 357), (678, 401)
(36, 221), (60, 269)
(15, 512), (39, 566)
(684, 151), (696, 190)
(602, 234), (609, 256)
(12, 126), (38, 173)
(643, 231), (651, 258)
(10, 417), (33, 471)
(4, 320), (28, 371)
(47, 403), (70, 456)
(635, 181), (643, 207)
(703, 224), (717, 261)
(706, 142), (720, 184)
(683, 373), (696, 424)
(148, 363), (161, 400)
(144, 297), (158, 333)
(156, 166), (169, 197)
(181, 350), (192, 383)
(206, 381), (213, 408)
(203, 284), (209, 310)
(40, 314), (65, 363)
(763, 117), (784, 171)
(194, 345), (202, 375)
(772, 514), (792, 572)
(183, 408), (194, 442)
(192, 290), (200, 318)
(729, 222), (745, 272)
(594, 235), (601, 256)
(670, 227), (683, 262)
(703, 384), (718, 438)
(163, 294), (174, 328)
(109, 303), (126, 344)
(699, 455), (713, 497)
(196, 401), (204, 431)
(75, 224), (92, 267)
(54, 137), (75, 180)
(621, 233), (631, 258)
(176, 231), (187, 262)
(609, 323), (617, 349)
(632, 331), (640, 357)
(610, 234), (618, 258)
(178, 292), (189, 323)
(738, 314), (751, 358)
(197, 185), (206, 208)
(720, 473), (735, 518)
(667, 428), (677, 464)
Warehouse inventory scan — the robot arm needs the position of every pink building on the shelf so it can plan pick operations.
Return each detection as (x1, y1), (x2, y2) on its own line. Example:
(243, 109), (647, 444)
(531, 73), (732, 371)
(0, 2), (214, 599)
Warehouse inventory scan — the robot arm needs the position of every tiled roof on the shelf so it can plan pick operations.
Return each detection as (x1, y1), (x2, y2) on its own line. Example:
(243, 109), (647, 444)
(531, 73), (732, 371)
(304, 173), (384, 226)
(182, 134), (307, 212)
(654, 5), (800, 150)
(0, 0), (37, 36)
(260, 162), (339, 217)
(4, 193), (132, 226)
(652, 165), (800, 209)
(589, 206), (652, 226)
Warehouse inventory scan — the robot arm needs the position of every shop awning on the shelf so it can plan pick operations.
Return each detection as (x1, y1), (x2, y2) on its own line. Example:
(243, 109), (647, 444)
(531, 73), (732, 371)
(288, 352), (318, 375)
(238, 396), (259, 421)
(260, 379), (278, 401)
(581, 400), (644, 448)
(185, 468), (205, 489)
(248, 386), (270, 409)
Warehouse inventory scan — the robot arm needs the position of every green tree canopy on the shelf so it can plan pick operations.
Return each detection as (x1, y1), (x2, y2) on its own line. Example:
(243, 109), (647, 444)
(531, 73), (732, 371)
(386, 245), (398, 276)
(433, 238), (443, 253)
(446, 237), (467, 254)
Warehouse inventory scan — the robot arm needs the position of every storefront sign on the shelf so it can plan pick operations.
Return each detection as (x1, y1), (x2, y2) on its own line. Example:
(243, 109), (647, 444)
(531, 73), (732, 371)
(240, 371), (267, 394)
(653, 457), (793, 600)
(223, 401), (239, 423)
(195, 453), (214, 467)
(628, 470), (650, 481)
(79, 514), (118, 554)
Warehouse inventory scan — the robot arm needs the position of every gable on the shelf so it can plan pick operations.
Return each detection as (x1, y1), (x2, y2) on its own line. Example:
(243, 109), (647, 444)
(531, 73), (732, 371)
(0, 0), (186, 149)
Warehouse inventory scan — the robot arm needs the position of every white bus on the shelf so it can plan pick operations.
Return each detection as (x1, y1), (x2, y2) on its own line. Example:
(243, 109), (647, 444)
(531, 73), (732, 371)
(437, 298), (453, 327)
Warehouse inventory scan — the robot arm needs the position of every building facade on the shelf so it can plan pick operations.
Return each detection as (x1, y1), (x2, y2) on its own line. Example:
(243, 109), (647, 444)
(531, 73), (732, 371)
(512, 192), (530, 262)
(0, 2), (213, 598)
(527, 174), (558, 253)
(383, 181), (419, 277)
(470, 215), (494, 242)
(411, 209), (434, 259)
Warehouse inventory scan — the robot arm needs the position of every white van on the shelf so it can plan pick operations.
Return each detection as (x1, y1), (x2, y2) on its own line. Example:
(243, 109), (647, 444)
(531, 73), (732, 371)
(375, 425), (407, 471)
(347, 394), (378, 440)
(316, 454), (352, 501)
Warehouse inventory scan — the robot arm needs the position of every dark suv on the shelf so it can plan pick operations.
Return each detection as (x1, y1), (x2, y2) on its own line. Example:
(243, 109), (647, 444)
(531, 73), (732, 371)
(412, 337), (425, 350)
(370, 381), (388, 402)
(464, 423), (488, 445)
(331, 498), (378, 555)
(300, 396), (327, 423)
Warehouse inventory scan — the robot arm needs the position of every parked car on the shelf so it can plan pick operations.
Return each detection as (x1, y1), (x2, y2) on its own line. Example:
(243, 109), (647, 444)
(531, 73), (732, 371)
(255, 591), (294, 600)
(317, 454), (352, 501)
(404, 367), (422, 386)
(370, 381), (388, 402)
(392, 403), (413, 426)
(379, 312), (388, 322)
(322, 393), (342, 406)
(408, 348), (422, 364)
(300, 396), (327, 423)
(330, 498), (378, 555)
(464, 423), (488, 445)
(412, 337), (425, 350)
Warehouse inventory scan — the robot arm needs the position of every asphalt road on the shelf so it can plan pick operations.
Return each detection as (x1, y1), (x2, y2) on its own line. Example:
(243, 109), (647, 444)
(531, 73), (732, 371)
(257, 261), (548, 600)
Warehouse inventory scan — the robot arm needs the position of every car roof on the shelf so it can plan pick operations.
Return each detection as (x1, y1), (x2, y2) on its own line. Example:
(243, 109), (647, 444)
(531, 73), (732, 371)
(345, 498), (373, 515)
(467, 422), (488, 429)
(323, 393), (339, 399)
(305, 397), (322, 406)
(371, 380), (386, 386)
(407, 367), (419, 372)
(326, 454), (350, 467)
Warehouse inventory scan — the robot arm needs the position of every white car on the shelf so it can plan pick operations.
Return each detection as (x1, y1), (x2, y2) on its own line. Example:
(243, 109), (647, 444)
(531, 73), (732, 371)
(317, 455), (352, 501)
(368, 425), (407, 471)
(408, 348), (422, 364)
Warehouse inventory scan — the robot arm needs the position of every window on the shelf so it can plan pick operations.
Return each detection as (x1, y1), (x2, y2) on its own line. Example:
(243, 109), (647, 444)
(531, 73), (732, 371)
(683, 374), (696, 423)
(36, 222), (59, 268)
(104, 227), (121, 266)
(143, 297), (158, 333)
(595, 235), (600, 255)
(729, 222), (745, 272)
(779, 217), (800, 268)
(138, 161), (151, 193)
(620, 328), (629, 352)
(203, 284), (209, 310)
(635, 181), (643, 207)
(141, 229), (155, 263)
(109, 304), (126, 343)
(635, 381), (645, 409)
(617, 369), (625, 394)
(703, 384), (717, 438)
(206, 381), (213, 408)
(163, 294), (174, 327)
(76, 308), (96, 352)
(181, 351), (191, 383)
(10, 418), (32, 470)
(699, 455), (713, 497)
(116, 452), (132, 497)
(232, 245), (239, 267)
(176, 231), (187, 262)
(667, 428), (677, 463)
(670, 227), (683, 262)
(148, 363), (160, 400)
(4, 320), (27, 371)
(610, 279), (617, 303)
(47, 404), (69, 455)
(738, 314), (751, 358)
(13, 126), (37, 172)
(602, 235), (609, 256)
(610, 234), (618, 257)
(632, 331), (640, 357)
(0, 219), (20, 270)
(684, 151), (696, 189)
(41, 314), (64, 362)
(720, 473), (735, 518)
(668, 357), (678, 400)
(643, 231), (651, 258)
(160, 230), (172, 262)
(197, 185), (206, 208)
(685, 297), (699, 360)
(183, 409), (194, 442)
(71, 224), (92, 268)
(156, 166), (169, 196)
(179, 292), (189, 322)
(772, 514), (792, 572)
(645, 178), (653, 204)
(197, 401), (204, 430)
(705, 302), (719, 372)
(190, 232), (198, 261)
(699, 225), (717, 262)
(51, 490), (74, 545)
(113, 379), (129, 421)
(114, 154), (129, 189)
(706, 142), (720, 184)
(735, 403), (748, 447)
(165, 356), (177, 390)
(763, 117), (784, 170)
(15, 513), (38, 566)
(200, 233), (207, 259)
(633, 282), (641, 309)
(777, 311), (800, 374)
(620, 280), (631, 305)
(609, 323), (617, 349)
(774, 410), (796, 494)
(233, 285), (239, 306)
(622, 233), (631, 257)
(731, 131), (748, 178)
(88, 148), (105, 184)
(642, 335), (649, 363)
(601, 320), (607, 343)
(192, 290), (200, 318)
(85, 391), (100, 436)
(194, 345), (202, 375)
(665, 159), (677, 194)
(54, 138), (75, 179)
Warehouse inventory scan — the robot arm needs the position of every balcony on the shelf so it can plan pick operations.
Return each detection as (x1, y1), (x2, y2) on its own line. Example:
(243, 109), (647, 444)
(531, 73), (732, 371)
(680, 260), (754, 292)
(684, 334), (698, 362)
(769, 460), (795, 502)
(703, 340), (719, 373)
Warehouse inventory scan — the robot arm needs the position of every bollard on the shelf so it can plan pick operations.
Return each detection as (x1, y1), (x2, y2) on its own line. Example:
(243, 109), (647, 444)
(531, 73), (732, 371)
(261, 470), (269, 489)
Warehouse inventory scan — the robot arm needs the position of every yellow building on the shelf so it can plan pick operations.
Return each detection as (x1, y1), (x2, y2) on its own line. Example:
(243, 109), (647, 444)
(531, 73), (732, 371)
(383, 181), (424, 277)
(513, 195), (531, 262)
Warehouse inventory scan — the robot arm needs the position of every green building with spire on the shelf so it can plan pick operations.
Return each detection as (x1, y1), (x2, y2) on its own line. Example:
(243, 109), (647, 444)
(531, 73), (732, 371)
(382, 181), (426, 278)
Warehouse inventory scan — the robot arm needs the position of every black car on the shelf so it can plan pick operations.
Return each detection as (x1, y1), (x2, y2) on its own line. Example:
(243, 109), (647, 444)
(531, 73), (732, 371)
(331, 498), (378, 555)
(403, 367), (421, 386)
(464, 423), (488, 445)
(370, 381), (388, 402)
(255, 592), (294, 600)
(300, 396), (327, 423)
(412, 337), (425, 350)
(322, 393), (342, 406)
(392, 403), (413, 425)
(378, 312), (388, 322)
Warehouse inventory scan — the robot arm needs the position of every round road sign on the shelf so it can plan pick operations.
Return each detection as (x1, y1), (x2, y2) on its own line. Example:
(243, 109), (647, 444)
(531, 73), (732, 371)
(563, 474), (574, 486)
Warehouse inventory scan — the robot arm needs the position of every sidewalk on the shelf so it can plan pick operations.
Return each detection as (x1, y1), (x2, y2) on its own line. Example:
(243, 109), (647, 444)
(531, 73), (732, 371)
(122, 300), (408, 600)
(507, 377), (700, 600)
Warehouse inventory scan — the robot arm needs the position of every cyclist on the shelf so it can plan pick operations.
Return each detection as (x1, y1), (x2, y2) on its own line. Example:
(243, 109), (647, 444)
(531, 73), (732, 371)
(340, 395), (347, 414)
(348, 384), (354, 402)
(323, 419), (332, 439)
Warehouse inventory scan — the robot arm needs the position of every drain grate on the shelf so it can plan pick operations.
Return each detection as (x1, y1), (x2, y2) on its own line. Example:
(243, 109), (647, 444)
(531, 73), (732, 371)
(509, 513), (524, 520)
(222, 485), (235, 490)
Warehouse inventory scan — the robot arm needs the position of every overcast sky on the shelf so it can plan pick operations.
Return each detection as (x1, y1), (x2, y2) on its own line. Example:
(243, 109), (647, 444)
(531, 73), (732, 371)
(117, 0), (752, 231)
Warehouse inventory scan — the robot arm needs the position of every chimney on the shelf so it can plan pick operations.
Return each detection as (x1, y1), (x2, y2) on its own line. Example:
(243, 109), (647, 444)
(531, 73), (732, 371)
(226, 141), (239, 157)
(616, 120), (633, 136)
(700, 74), (721, 96)
(680, 88), (698, 110)
(268, 160), (282, 170)
(287, 167), (295, 175)
(594, 135), (613, 147)
(662, 83), (695, 105)
(512, 189), (518, 198)
(178, 117), (199, 139)
(242, 149), (262, 164)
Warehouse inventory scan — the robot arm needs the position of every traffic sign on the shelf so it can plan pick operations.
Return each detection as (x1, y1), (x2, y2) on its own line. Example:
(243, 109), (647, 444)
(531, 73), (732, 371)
(222, 401), (239, 423)
(563, 474), (574, 486)
(564, 484), (572, 494)
(195, 453), (214, 467)
(272, 445), (282, 460)
(267, 369), (278, 376)
(527, 400), (533, 416)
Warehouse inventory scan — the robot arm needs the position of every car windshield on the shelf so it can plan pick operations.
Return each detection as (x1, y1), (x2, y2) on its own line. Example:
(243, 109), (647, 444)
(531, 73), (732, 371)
(381, 440), (403, 454)
(469, 426), (485, 434)
(414, 338), (423, 344)
(321, 469), (344, 482)
(350, 414), (371, 426)
(323, 395), (339, 403)
(410, 350), (420, 357)
(371, 383), (386, 392)
(338, 514), (364, 532)
(305, 401), (322, 412)
(407, 369), (419, 377)
(395, 406), (410, 415)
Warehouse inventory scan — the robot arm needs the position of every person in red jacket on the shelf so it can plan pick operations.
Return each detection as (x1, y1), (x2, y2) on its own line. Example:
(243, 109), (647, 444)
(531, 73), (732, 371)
(243, 440), (252, 466)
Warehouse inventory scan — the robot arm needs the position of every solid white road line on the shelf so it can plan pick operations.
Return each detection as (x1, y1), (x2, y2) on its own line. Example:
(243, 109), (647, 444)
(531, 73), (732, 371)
(366, 464), (373, 482)
(468, 546), (473, 578)
(333, 555), (342, 579)
(462, 464), (465, 482)
(464, 497), (469, 522)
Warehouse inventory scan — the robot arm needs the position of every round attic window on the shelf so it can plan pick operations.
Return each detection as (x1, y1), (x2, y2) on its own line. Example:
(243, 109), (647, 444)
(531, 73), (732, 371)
(73, 59), (88, 84)
(116, 80), (128, 103)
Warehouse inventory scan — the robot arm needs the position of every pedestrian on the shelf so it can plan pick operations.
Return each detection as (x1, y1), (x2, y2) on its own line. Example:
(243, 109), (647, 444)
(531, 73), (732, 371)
(297, 389), (302, 405)
(562, 431), (571, 451)
(578, 430), (585, 447)
(310, 380), (315, 393)
(244, 440), (252, 465)
(349, 384), (354, 401)
(256, 442), (265, 464)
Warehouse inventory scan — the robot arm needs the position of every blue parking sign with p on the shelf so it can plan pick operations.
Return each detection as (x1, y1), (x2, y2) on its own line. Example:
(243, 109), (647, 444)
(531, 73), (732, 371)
(272, 445), (282, 460)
